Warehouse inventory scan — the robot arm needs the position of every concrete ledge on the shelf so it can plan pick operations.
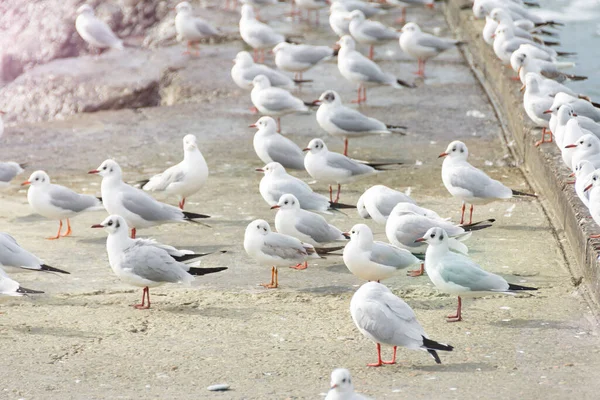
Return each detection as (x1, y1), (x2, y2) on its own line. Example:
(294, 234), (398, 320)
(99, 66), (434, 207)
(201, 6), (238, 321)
(444, 0), (600, 301)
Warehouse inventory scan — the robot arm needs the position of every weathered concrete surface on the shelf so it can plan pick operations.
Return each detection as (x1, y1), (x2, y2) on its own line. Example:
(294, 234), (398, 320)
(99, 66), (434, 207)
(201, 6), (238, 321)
(0, 1), (599, 399)
(445, 0), (600, 307)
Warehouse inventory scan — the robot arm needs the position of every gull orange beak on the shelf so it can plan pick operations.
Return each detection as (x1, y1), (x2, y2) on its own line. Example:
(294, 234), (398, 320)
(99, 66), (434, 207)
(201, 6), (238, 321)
(21, 180), (31, 186)
(438, 152), (448, 158)
(585, 183), (593, 192)
(311, 100), (321, 106)
(303, 147), (311, 152)
(520, 84), (525, 92)
(573, 112), (578, 117)
(0, 110), (6, 115)
(543, 109), (552, 114)
(255, 168), (264, 172)
(426, 3), (434, 9)
(564, 144), (577, 149)
(415, 237), (426, 242)
(249, 123), (257, 128)
(331, 384), (338, 389)
(88, 169), (99, 174)
(270, 205), (280, 209)
(91, 224), (104, 228)
(569, 172), (575, 177)
(491, 33), (496, 39)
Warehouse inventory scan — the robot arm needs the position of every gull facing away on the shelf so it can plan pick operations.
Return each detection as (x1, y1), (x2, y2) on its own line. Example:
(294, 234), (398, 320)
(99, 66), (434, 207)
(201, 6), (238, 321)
(0, 268), (44, 297)
(92, 215), (227, 309)
(244, 219), (320, 288)
(337, 35), (415, 105)
(303, 138), (400, 202)
(439, 140), (536, 224)
(356, 184), (417, 224)
(0, 233), (69, 274)
(273, 42), (335, 81)
(584, 171), (600, 239)
(89, 159), (210, 239)
(399, 22), (463, 77)
(140, 134), (208, 210)
(75, 4), (124, 52)
(347, 10), (399, 60)
(239, 4), (284, 63)
(232, 51), (301, 91)
(314, 90), (406, 155)
(574, 160), (594, 208)
(418, 227), (537, 322)
(0, 161), (26, 189)
(251, 75), (310, 133)
(329, 3), (352, 38)
(343, 224), (420, 282)
(351, 281), (454, 366)
(257, 162), (355, 212)
(250, 116), (305, 170)
(175, 2), (220, 56)
(325, 369), (371, 400)
(22, 170), (103, 240)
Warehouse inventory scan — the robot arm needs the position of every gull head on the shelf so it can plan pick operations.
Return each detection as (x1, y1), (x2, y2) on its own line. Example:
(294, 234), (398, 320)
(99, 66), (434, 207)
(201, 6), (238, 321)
(565, 133), (600, 153)
(303, 138), (328, 154)
(88, 159), (122, 178)
(439, 140), (469, 161)
(401, 22), (420, 34)
(548, 93), (576, 114)
(330, 2), (348, 13)
(21, 170), (51, 187)
(318, 90), (341, 106)
(356, 194), (370, 219)
(346, 10), (365, 22)
(489, 7), (510, 23)
(91, 215), (128, 235)
(574, 160), (594, 179)
(273, 193), (301, 210)
(585, 171), (600, 192)
(255, 162), (286, 176)
(183, 134), (198, 152)
(241, 4), (256, 20)
(250, 116), (277, 133)
(557, 104), (576, 125)
(416, 227), (448, 245)
(328, 368), (354, 394)
(234, 51), (254, 67)
(252, 74), (271, 90)
(246, 219), (272, 237)
(77, 4), (94, 15)
(337, 35), (356, 50)
(345, 224), (374, 248)
(176, 2), (192, 14)
(272, 42), (291, 54)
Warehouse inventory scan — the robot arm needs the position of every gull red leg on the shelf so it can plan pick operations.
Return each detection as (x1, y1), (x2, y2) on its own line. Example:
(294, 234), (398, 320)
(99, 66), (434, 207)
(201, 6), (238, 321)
(134, 287), (151, 309)
(382, 346), (397, 365)
(61, 219), (73, 237)
(395, 7), (407, 24)
(408, 262), (425, 277)
(362, 86), (367, 104)
(179, 198), (186, 210)
(47, 220), (63, 240)
(535, 127), (553, 146)
(290, 261), (308, 270)
(367, 343), (384, 367)
(276, 117), (281, 133)
(352, 86), (362, 104)
(329, 185), (333, 202)
(261, 266), (279, 288)
(334, 184), (341, 203)
(468, 204), (474, 224)
(369, 45), (374, 60)
(459, 202), (466, 225)
(131, 228), (137, 239)
(253, 48), (258, 62)
(446, 296), (462, 322)
(343, 138), (349, 156)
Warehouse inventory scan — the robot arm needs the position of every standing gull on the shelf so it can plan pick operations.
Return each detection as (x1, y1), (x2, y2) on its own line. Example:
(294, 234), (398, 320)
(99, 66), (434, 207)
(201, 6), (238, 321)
(244, 219), (320, 288)
(439, 140), (535, 224)
(232, 51), (299, 91)
(337, 35), (415, 105)
(347, 10), (399, 60)
(22, 170), (103, 240)
(239, 4), (285, 63)
(314, 90), (406, 155)
(75, 4), (124, 52)
(175, 1), (220, 56)
(250, 116), (305, 170)
(417, 227), (537, 322)
(574, 160), (594, 208)
(522, 72), (553, 146)
(0, 162), (26, 189)
(356, 184), (417, 224)
(351, 281), (454, 366)
(296, 0), (329, 25)
(89, 159), (210, 238)
(329, 2), (352, 38)
(325, 369), (371, 400)
(0, 233), (69, 274)
(92, 215), (226, 309)
(140, 134), (208, 210)
(0, 269), (44, 297)
(273, 42), (335, 80)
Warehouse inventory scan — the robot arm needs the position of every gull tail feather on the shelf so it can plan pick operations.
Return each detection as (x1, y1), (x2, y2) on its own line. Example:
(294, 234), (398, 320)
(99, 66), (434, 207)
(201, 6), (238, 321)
(17, 286), (44, 295)
(461, 219), (495, 232)
(508, 283), (538, 291)
(40, 264), (70, 274)
(396, 78), (416, 89)
(187, 266), (228, 276)
(329, 201), (356, 210)
(566, 74), (588, 81)
(511, 189), (537, 198)
(315, 245), (345, 256)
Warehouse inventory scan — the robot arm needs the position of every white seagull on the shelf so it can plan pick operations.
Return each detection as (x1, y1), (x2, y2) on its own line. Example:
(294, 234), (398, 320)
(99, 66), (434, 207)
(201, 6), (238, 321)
(75, 4), (124, 52)
(0, 268), (44, 297)
(347, 10), (399, 60)
(0, 161), (25, 189)
(231, 51), (298, 91)
(351, 281), (454, 366)
(329, 3), (352, 38)
(356, 184), (417, 224)
(250, 116), (305, 170)
(273, 42), (335, 80)
(0, 233), (69, 274)
(239, 4), (285, 63)
(175, 1), (220, 56)
(325, 369), (371, 400)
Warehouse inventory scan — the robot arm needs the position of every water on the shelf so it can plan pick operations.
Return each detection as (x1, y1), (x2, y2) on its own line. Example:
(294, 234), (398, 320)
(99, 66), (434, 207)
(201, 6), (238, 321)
(534, 0), (600, 97)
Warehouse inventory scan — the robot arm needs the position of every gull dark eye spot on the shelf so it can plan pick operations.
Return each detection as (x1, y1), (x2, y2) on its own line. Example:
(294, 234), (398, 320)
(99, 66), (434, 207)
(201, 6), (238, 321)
(257, 225), (260, 229)
(103, 166), (107, 170)
(452, 148), (456, 151)
(440, 234), (444, 240)
(430, 233), (435, 238)
(107, 221), (113, 226)
(342, 378), (346, 383)
(284, 201), (288, 205)
(116, 221), (120, 228)
(263, 228), (267, 232)
(35, 178), (39, 181)
(460, 148), (464, 153)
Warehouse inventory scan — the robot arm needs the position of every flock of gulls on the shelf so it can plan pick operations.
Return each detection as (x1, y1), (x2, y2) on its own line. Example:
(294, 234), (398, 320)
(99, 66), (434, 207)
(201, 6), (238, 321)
(0, 0), (594, 397)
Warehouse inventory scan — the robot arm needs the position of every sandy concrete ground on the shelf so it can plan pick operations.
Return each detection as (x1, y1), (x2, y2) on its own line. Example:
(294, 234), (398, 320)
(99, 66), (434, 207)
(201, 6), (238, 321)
(1, 2), (599, 399)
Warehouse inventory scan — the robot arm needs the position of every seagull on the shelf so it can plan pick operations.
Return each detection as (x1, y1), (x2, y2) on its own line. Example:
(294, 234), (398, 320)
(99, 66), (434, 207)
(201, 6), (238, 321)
(399, 22), (463, 77)
(560, 119), (586, 169)
(385, 0), (434, 25)
(325, 369), (371, 400)
(564, 134), (600, 172)
(439, 140), (536, 224)
(175, 1), (220, 56)
(343, 224), (420, 282)
(257, 162), (354, 212)
(334, 0), (385, 18)
(244, 219), (320, 288)
(0, 233), (69, 274)
(519, 72), (578, 100)
(251, 75), (310, 132)
(488, 8), (557, 46)
(546, 93), (600, 123)
(89, 159), (210, 238)
(75, 4), (124, 52)
(231, 51), (300, 91)
(139, 134), (208, 210)
(337, 35), (415, 104)
(417, 227), (538, 322)
(295, 0), (329, 25)
(92, 215), (226, 309)
(314, 90), (406, 155)
(347, 10), (399, 60)
(273, 42), (335, 80)
(356, 184), (417, 224)
(22, 170), (103, 240)
(492, 24), (556, 65)
(554, 104), (600, 149)
(522, 73), (553, 146)
(0, 161), (25, 189)
(250, 116), (305, 170)
(574, 160), (595, 208)
(303, 138), (398, 202)
(513, 52), (584, 84)
(584, 171), (600, 238)
(350, 281), (454, 366)
(272, 194), (347, 269)
(239, 4), (285, 63)
(0, 268), (44, 297)
(329, 2), (352, 38)
(473, 0), (563, 26)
